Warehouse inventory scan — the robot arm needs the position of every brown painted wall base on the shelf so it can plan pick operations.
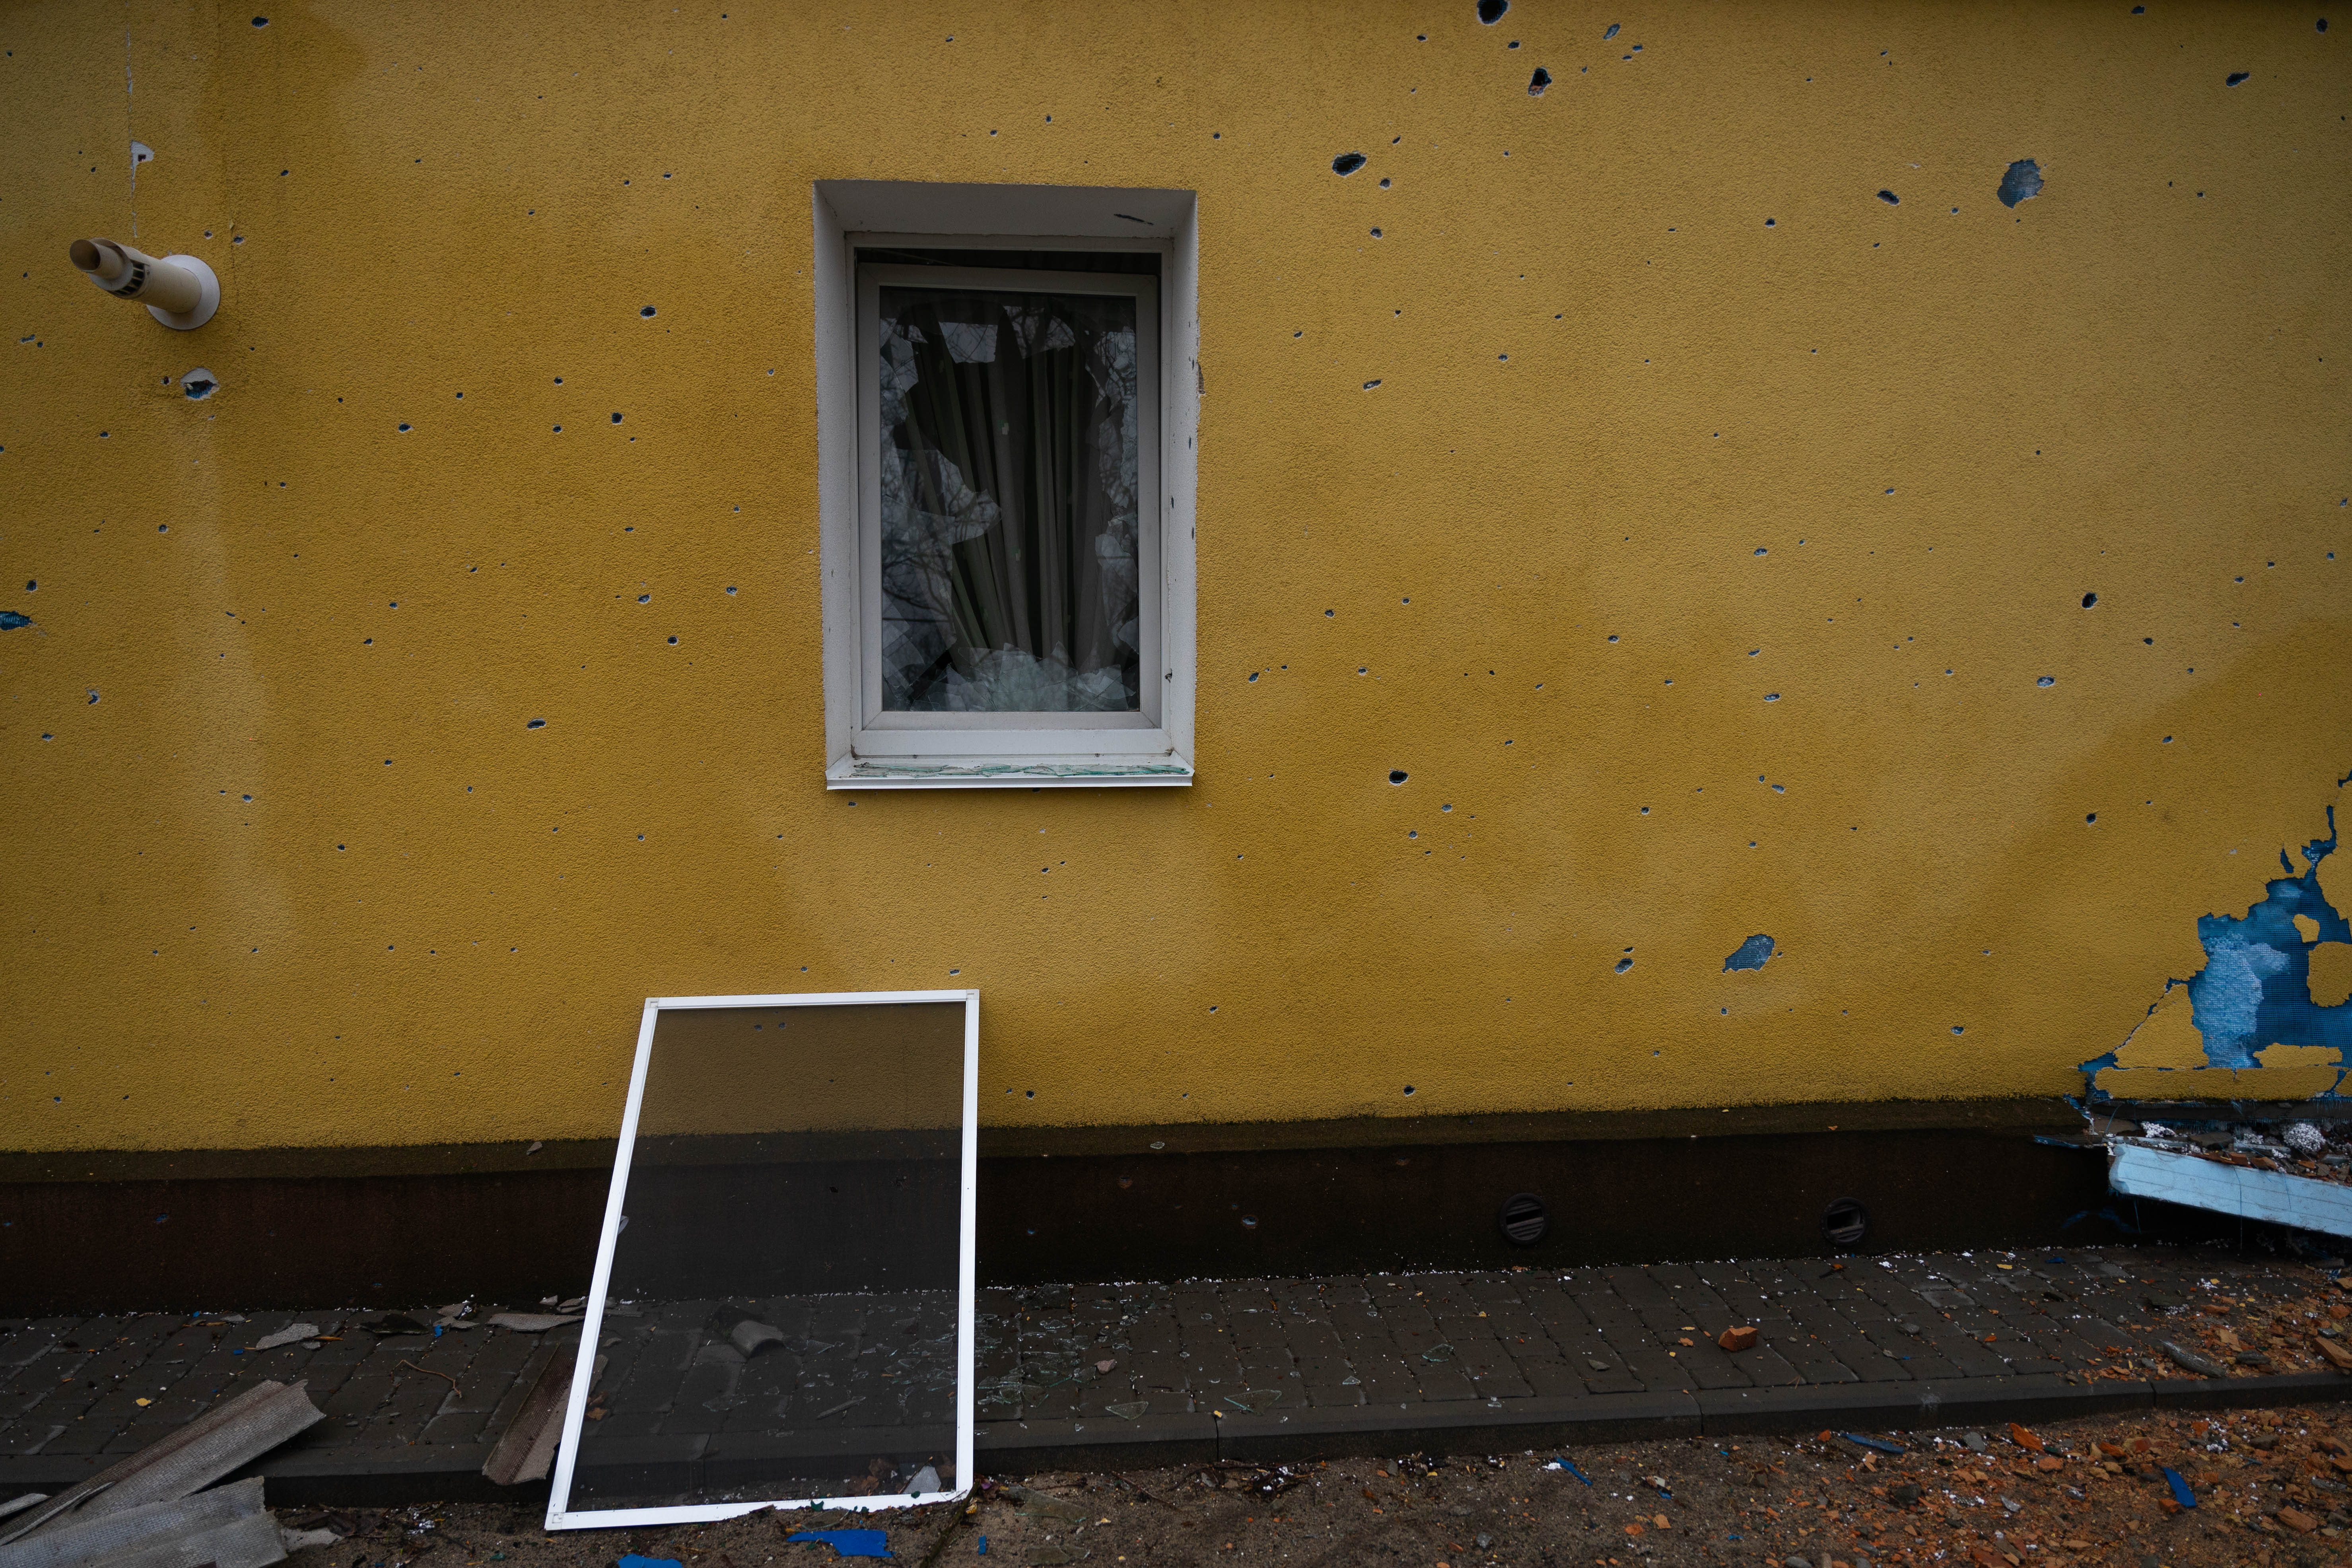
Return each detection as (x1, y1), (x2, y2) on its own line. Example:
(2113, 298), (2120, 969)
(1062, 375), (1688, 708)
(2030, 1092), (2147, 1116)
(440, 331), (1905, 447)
(0, 1102), (2230, 1316)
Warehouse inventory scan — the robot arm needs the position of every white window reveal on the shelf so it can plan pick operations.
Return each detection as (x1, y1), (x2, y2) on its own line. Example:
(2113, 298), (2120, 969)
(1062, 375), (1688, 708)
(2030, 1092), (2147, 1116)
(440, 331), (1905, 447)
(815, 184), (1197, 787)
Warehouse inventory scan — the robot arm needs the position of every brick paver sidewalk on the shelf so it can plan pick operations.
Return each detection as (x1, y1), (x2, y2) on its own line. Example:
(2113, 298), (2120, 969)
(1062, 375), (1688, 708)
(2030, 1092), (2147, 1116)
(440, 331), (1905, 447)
(4, 1245), (2345, 1505)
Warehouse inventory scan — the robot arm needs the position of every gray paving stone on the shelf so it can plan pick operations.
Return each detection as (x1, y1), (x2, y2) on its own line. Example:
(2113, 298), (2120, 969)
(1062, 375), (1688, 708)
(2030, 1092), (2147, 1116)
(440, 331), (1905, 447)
(4, 1242), (2344, 1494)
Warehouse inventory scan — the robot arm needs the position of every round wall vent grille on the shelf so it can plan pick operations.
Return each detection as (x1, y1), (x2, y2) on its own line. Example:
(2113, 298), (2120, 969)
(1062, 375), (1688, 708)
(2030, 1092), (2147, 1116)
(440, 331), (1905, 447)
(1499, 1191), (1550, 1246)
(1821, 1196), (1870, 1249)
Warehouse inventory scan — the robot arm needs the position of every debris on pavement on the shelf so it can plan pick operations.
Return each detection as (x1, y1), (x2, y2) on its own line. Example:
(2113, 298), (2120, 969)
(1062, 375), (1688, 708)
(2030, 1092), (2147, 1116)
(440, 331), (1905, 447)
(0, 1381), (325, 1568)
(2083, 1107), (2352, 1240)
(1719, 1324), (1759, 1352)
(0, 1477), (286, 1568)
(482, 1313), (581, 1333)
(704, 1306), (787, 1358)
(2164, 1339), (2231, 1377)
(250, 1325), (318, 1353)
(480, 1354), (604, 1487)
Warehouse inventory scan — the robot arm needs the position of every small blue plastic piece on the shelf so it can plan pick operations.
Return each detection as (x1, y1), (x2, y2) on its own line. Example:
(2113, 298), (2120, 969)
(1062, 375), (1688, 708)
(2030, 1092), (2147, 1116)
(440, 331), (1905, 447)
(618, 1556), (682, 1568)
(2161, 1467), (2198, 1509)
(784, 1531), (892, 1559)
(1543, 1457), (1594, 1484)
(1840, 1432), (1907, 1455)
(976, 1537), (987, 1556)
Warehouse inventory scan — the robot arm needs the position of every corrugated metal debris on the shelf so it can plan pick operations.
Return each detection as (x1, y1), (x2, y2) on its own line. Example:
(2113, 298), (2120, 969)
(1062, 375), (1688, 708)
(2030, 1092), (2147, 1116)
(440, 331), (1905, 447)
(0, 1381), (325, 1568)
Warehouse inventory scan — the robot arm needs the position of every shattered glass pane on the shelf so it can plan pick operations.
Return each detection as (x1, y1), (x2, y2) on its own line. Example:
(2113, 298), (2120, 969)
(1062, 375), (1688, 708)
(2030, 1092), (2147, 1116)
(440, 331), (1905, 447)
(878, 286), (1141, 713)
(558, 999), (968, 1516)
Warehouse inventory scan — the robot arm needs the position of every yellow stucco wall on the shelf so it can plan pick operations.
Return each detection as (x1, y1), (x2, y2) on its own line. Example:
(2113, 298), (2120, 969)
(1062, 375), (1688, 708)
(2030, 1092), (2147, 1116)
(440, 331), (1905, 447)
(2, 0), (2347, 1152)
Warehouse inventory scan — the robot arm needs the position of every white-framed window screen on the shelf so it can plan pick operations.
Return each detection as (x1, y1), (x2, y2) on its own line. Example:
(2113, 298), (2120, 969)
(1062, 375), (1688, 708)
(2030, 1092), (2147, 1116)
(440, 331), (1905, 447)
(545, 989), (980, 1530)
(815, 183), (1198, 788)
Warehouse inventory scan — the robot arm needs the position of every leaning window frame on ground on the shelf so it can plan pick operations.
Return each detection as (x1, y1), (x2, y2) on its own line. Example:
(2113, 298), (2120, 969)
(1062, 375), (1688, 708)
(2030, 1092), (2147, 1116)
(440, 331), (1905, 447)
(542, 989), (981, 1531)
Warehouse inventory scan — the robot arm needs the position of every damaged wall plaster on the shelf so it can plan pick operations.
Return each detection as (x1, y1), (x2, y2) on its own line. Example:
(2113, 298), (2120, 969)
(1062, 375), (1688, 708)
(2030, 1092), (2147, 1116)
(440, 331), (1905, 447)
(0, 0), (2347, 1151)
(2088, 807), (2352, 1100)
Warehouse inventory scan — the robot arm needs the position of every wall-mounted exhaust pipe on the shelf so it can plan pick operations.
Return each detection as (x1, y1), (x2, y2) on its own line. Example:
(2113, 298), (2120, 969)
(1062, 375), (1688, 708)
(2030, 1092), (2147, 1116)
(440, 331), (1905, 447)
(67, 237), (220, 330)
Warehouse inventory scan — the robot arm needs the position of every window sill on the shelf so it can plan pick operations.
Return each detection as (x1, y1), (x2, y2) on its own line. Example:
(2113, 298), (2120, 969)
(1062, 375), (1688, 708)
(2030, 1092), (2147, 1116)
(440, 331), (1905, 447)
(826, 755), (1194, 789)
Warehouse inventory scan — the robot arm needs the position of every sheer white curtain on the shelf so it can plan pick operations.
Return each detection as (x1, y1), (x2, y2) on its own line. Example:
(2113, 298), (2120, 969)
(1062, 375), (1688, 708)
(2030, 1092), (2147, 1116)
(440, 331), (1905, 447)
(877, 284), (1141, 713)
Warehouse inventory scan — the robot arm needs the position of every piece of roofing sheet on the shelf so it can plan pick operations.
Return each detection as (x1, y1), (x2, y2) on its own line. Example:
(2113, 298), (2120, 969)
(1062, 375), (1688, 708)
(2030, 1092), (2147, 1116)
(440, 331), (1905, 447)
(0, 1479), (272, 1568)
(0, 1383), (320, 1548)
(2109, 1140), (2352, 1239)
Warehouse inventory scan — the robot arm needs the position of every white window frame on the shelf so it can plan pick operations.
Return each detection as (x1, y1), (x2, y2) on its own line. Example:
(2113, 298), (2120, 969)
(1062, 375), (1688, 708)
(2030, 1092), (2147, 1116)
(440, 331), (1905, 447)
(815, 183), (1197, 788)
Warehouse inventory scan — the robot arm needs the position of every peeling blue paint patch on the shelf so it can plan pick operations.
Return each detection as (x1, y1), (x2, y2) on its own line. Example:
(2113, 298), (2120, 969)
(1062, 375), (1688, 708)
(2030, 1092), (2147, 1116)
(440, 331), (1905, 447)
(0, 611), (29, 630)
(1998, 159), (2044, 208)
(1723, 934), (1776, 971)
(2082, 806), (2352, 1090)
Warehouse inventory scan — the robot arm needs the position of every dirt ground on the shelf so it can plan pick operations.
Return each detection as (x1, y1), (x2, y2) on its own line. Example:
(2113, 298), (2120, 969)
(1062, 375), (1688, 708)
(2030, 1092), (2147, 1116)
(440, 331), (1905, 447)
(280, 1404), (2352, 1568)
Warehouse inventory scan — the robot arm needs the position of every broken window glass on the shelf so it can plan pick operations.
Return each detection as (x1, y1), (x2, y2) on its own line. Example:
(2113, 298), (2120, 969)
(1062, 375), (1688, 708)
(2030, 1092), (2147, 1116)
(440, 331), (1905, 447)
(548, 992), (976, 1527)
(876, 283), (1142, 714)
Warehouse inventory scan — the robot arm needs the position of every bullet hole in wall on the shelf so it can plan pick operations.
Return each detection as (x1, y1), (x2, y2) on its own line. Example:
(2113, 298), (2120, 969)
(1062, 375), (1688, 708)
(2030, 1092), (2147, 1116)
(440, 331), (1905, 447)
(2038, 676), (2056, 687)
(1877, 190), (1899, 205)
(527, 719), (545, 729)
(1332, 152), (1367, 176)
(1998, 159), (2043, 207)
(1604, 21), (1620, 38)
(1477, 0), (1508, 21)
(2082, 591), (2098, 607)
(640, 306), (657, 317)
(1528, 67), (1551, 94)
(2227, 71), (2251, 84)
(183, 369), (217, 399)
(1724, 935), (1777, 972)
(611, 412), (623, 424)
